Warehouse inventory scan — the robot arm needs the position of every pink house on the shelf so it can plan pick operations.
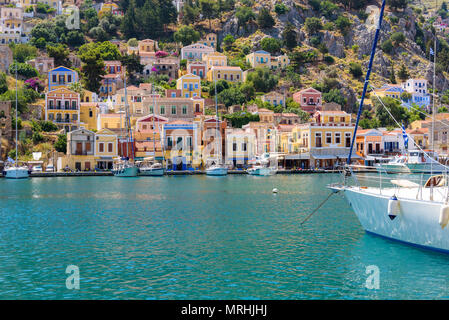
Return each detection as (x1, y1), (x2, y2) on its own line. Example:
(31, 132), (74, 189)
(293, 87), (322, 114)
(188, 61), (207, 79)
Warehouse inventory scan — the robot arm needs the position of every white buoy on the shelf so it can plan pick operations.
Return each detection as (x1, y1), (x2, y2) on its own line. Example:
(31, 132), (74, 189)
(439, 205), (449, 229)
(272, 188), (278, 194)
(387, 195), (400, 220)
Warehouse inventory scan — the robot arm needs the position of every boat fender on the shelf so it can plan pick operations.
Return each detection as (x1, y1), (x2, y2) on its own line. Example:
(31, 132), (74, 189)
(387, 196), (400, 221)
(272, 188), (278, 193)
(439, 205), (449, 229)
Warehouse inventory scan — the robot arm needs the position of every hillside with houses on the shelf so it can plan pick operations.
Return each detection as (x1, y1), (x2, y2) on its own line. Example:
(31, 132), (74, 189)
(0, 0), (449, 171)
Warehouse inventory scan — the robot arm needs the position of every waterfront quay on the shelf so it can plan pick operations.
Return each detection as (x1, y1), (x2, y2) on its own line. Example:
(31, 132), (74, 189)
(0, 169), (347, 178)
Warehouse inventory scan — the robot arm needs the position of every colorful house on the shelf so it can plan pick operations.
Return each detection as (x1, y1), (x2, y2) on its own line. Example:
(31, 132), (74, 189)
(138, 39), (158, 53)
(99, 2), (123, 16)
(163, 120), (200, 170)
(45, 87), (80, 133)
(245, 50), (271, 68)
(134, 114), (168, 160)
(94, 128), (118, 170)
(201, 33), (217, 50)
(372, 84), (404, 100)
(187, 61), (207, 79)
(225, 128), (256, 168)
(291, 110), (356, 168)
(176, 73), (201, 98)
(48, 66), (79, 91)
(79, 102), (99, 131)
(293, 87), (322, 114)
(181, 43), (214, 61)
(401, 78), (431, 107)
(100, 61), (124, 98)
(66, 128), (96, 171)
(261, 92), (284, 107)
(355, 129), (383, 158)
(207, 66), (242, 82)
(202, 52), (227, 71)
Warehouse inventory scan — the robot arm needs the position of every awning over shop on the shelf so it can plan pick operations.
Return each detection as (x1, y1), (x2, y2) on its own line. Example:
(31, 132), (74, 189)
(99, 156), (113, 160)
(311, 154), (362, 160)
(285, 153), (310, 160)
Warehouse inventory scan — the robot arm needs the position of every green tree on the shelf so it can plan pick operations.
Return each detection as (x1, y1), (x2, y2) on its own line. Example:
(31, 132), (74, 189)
(391, 32), (406, 45)
(9, 62), (38, 78)
(9, 43), (37, 63)
(245, 67), (278, 92)
(335, 16), (352, 35)
(389, 64), (397, 84)
(381, 39), (393, 54)
(46, 44), (71, 67)
(257, 7), (275, 29)
(374, 96), (409, 127)
(0, 72), (7, 94)
(387, 0), (407, 11)
(260, 37), (282, 54)
(55, 134), (67, 153)
(174, 25), (201, 46)
(274, 3), (288, 15)
(397, 63), (409, 81)
(121, 0), (138, 38)
(282, 23), (297, 50)
(199, 0), (218, 31)
(305, 17), (322, 35)
(323, 88), (347, 106)
(236, 6), (256, 31)
(78, 46), (106, 93)
(349, 62), (363, 78)
(217, 86), (245, 107)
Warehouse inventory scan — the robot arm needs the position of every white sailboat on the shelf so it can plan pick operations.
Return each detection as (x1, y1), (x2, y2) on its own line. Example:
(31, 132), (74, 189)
(247, 153), (277, 176)
(329, 0), (449, 253)
(206, 74), (227, 176)
(138, 157), (164, 176)
(113, 74), (138, 177)
(138, 70), (164, 176)
(4, 62), (29, 179)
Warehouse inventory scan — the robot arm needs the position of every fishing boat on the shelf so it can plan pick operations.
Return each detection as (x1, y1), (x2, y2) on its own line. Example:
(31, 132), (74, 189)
(247, 153), (277, 176)
(113, 75), (138, 177)
(4, 62), (29, 179)
(329, 0), (449, 253)
(206, 73), (227, 176)
(376, 150), (447, 174)
(112, 158), (139, 177)
(375, 155), (409, 174)
(138, 157), (164, 176)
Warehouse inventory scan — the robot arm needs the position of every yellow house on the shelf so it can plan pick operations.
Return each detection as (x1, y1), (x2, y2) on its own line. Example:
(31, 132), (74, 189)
(176, 74), (201, 98)
(98, 113), (139, 133)
(45, 87), (80, 133)
(271, 54), (290, 70)
(66, 128), (96, 171)
(207, 66), (242, 82)
(201, 33), (217, 50)
(372, 84), (403, 99)
(246, 50), (271, 68)
(79, 102), (99, 131)
(94, 128), (118, 170)
(80, 89), (97, 103)
(202, 52), (227, 71)
(291, 110), (356, 168)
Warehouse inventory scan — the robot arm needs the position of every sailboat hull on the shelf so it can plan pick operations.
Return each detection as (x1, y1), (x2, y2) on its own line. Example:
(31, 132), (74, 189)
(113, 166), (138, 177)
(139, 168), (164, 176)
(4, 167), (29, 179)
(343, 187), (449, 253)
(206, 167), (228, 176)
(406, 163), (448, 174)
(247, 167), (276, 176)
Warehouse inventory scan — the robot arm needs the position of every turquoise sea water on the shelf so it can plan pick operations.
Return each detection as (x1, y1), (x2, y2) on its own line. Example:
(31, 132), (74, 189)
(0, 174), (449, 300)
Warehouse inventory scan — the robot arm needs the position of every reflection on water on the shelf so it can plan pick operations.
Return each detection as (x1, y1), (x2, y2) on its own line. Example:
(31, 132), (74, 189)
(0, 175), (448, 299)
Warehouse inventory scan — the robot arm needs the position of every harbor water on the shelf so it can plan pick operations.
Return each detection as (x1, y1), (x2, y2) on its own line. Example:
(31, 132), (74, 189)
(1, 174), (449, 299)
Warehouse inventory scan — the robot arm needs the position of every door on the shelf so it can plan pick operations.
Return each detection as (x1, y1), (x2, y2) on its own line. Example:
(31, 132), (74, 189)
(85, 162), (91, 171)
(76, 142), (82, 155)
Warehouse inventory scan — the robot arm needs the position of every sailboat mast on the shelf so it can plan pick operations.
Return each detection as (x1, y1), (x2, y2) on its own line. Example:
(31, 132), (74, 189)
(124, 76), (128, 158)
(15, 62), (18, 168)
(152, 75), (156, 156)
(431, 0), (437, 175)
(347, 0), (386, 165)
(214, 73), (220, 164)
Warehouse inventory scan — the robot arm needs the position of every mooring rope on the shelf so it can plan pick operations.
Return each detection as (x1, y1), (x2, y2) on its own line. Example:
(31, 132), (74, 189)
(300, 192), (335, 227)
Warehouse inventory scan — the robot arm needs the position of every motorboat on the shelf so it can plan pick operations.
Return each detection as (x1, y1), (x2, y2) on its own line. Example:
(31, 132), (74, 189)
(138, 158), (164, 176)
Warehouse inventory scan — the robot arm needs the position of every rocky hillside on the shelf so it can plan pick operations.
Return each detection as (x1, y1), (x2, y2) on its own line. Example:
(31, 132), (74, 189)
(206, 0), (449, 112)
